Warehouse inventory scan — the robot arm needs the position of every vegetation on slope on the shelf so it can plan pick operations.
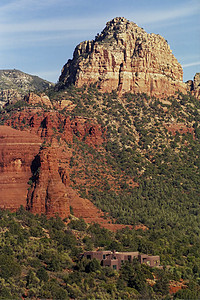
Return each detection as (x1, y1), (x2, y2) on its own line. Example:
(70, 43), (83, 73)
(0, 207), (200, 299)
(0, 69), (54, 93)
(0, 84), (200, 298)
(49, 86), (200, 282)
(48, 86), (200, 221)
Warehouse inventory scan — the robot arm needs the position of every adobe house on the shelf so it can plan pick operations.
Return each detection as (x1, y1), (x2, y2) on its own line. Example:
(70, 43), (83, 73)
(138, 254), (160, 267)
(84, 250), (112, 261)
(83, 250), (160, 270)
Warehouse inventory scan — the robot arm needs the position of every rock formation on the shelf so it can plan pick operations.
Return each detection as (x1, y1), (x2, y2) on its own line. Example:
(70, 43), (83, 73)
(1, 17), (198, 228)
(0, 69), (54, 108)
(26, 144), (70, 219)
(0, 111), (105, 218)
(0, 114), (128, 229)
(0, 89), (22, 108)
(187, 73), (200, 99)
(24, 92), (53, 108)
(58, 17), (187, 97)
(3, 110), (105, 146)
(0, 126), (41, 211)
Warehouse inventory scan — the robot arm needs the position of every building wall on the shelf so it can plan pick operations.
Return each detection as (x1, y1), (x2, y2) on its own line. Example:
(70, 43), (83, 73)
(83, 251), (160, 270)
(139, 254), (160, 267)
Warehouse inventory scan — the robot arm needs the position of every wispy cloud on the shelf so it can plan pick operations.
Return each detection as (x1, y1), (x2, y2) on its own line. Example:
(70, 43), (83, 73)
(129, 0), (200, 25)
(0, 16), (103, 34)
(182, 61), (200, 68)
(1, 0), (199, 82)
(0, 0), (78, 13)
(0, 31), (92, 51)
(1, 0), (199, 35)
(0, 0), (85, 24)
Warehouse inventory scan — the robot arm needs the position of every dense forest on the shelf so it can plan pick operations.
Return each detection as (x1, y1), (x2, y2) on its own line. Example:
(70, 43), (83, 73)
(0, 85), (200, 298)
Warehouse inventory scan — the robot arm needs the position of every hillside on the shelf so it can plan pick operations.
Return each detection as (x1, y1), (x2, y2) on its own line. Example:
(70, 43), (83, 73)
(0, 16), (200, 299)
(1, 84), (200, 262)
(0, 207), (198, 299)
(0, 69), (54, 108)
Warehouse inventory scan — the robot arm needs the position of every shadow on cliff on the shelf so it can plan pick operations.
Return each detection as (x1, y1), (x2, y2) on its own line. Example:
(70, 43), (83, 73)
(30, 154), (41, 182)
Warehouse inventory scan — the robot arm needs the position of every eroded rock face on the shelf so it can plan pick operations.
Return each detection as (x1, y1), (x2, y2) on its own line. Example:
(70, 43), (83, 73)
(0, 69), (54, 108)
(193, 73), (200, 91)
(0, 89), (22, 108)
(26, 144), (70, 218)
(3, 110), (105, 146)
(24, 92), (53, 108)
(187, 73), (200, 99)
(0, 126), (41, 211)
(0, 111), (105, 218)
(59, 17), (187, 97)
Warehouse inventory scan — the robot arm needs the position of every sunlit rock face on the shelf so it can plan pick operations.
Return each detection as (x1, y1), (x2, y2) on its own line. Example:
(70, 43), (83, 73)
(59, 17), (187, 98)
(0, 126), (41, 211)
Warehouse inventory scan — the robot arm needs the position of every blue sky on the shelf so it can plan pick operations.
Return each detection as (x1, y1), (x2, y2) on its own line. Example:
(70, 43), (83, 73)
(0, 0), (199, 83)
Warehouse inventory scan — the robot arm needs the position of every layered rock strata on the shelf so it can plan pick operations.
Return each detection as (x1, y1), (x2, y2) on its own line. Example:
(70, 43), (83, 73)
(59, 17), (187, 97)
(0, 126), (41, 211)
(3, 110), (105, 146)
(0, 111), (105, 218)
(26, 144), (70, 218)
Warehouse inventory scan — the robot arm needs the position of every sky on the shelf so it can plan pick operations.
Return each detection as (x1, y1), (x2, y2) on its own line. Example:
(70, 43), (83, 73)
(0, 0), (199, 83)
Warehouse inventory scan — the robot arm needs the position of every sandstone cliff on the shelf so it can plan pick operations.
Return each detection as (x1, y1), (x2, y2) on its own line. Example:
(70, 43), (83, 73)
(3, 110), (104, 146)
(24, 92), (53, 108)
(0, 126), (41, 211)
(0, 111), (105, 220)
(0, 117), (129, 229)
(58, 17), (187, 97)
(26, 143), (70, 219)
(187, 73), (200, 99)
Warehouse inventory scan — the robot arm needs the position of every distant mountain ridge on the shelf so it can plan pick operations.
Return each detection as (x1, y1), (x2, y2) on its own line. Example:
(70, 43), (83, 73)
(0, 69), (54, 108)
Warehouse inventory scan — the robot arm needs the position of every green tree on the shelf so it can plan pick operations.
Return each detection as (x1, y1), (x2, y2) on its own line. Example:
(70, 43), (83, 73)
(85, 258), (101, 273)
(36, 267), (49, 282)
(0, 254), (21, 280)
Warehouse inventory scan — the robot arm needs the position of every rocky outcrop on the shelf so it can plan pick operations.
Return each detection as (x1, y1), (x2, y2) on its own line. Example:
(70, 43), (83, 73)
(187, 73), (200, 99)
(24, 92), (53, 108)
(0, 126), (41, 211)
(0, 89), (22, 108)
(165, 123), (195, 138)
(2, 110), (105, 146)
(58, 17), (187, 98)
(55, 99), (76, 111)
(26, 144), (70, 219)
(0, 69), (54, 107)
(194, 73), (200, 93)
(0, 123), (134, 229)
(0, 111), (105, 218)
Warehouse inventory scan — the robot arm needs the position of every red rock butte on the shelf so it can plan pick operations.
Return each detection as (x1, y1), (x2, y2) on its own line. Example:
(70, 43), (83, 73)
(58, 17), (187, 98)
(0, 119), (132, 230)
(0, 126), (41, 211)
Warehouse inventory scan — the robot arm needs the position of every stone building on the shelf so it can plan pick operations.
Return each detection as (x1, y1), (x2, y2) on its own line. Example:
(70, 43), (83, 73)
(83, 250), (160, 270)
